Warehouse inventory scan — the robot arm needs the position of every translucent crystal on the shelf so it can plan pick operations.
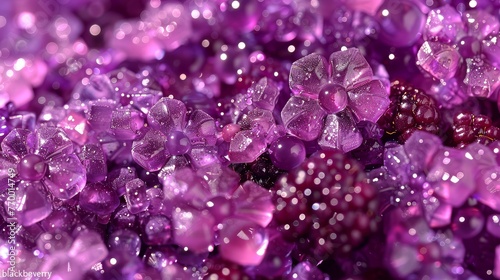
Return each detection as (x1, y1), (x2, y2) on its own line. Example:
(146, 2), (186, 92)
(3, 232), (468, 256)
(184, 110), (217, 147)
(125, 178), (150, 214)
(228, 130), (267, 163)
(417, 41), (460, 80)
(44, 154), (87, 199)
(57, 111), (89, 145)
(249, 77), (280, 110)
(232, 181), (275, 227)
(142, 215), (172, 245)
(111, 107), (145, 140)
(172, 206), (215, 253)
(79, 182), (120, 215)
(347, 79), (389, 122)
(147, 97), (187, 133)
(69, 231), (108, 271)
(289, 53), (329, 98)
(78, 144), (107, 183)
(108, 167), (137, 196)
(87, 100), (116, 131)
(9, 181), (52, 226)
(281, 96), (326, 141)
(463, 58), (500, 98)
(219, 218), (269, 266)
(464, 10), (499, 40)
(131, 129), (169, 172)
(329, 48), (374, 90)
(318, 112), (363, 153)
(424, 5), (464, 43)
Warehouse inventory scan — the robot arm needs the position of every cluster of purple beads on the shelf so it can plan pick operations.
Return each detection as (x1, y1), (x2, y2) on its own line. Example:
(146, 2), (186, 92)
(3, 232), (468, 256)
(3, 0), (500, 279)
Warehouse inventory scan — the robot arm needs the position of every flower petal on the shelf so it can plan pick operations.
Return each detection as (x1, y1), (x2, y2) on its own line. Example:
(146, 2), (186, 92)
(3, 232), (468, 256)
(35, 127), (74, 159)
(1, 128), (31, 160)
(318, 112), (363, 153)
(348, 79), (390, 122)
(329, 48), (373, 90)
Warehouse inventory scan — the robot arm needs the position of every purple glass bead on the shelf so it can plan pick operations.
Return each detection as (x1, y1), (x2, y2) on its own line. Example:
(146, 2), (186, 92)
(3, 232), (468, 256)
(78, 144), (107, 183)
(172, 206), (215, 253)
(125, 178), (150, 214)
(17, 154), (46, 181)
(165, 130), (191, 156)
(281, 96), (326, 141)
(79, 182), (120, 215)
(417, 41), (460, 80)
(269, 136), (306, 171)
(318, 83), (348, 114)
(289, 53), (329, 99)
(142, 215), (172, 245)
(219, 218), (269, 266)
(108, 229), (141, 256)
(451, 208), (485, 239)
(375, 0), (426, 47)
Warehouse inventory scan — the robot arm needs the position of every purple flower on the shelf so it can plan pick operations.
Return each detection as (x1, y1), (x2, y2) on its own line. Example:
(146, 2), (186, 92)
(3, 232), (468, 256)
(0, 127), (86, 225)
(283, 48), (390, 152)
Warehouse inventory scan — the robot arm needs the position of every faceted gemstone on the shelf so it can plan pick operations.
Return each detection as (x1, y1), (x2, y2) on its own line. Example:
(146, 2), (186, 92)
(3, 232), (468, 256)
(158, 155), (190, 185)
(375, 0), (425, 47)
(281, 96), (326, 141)
(71, 74), (115, 102)
(240, 109), (275, 136)
(289, 53), (329, 98)
(1, 128), (30, 160)
(110, 107), (145, 140)
(463, 58), (500, 98)
(269, 136), (306, 171)
(318, 83), (348, 114)
(187, 146), (219, 169)
(9, 181), (52, 226)
(249, 77), (280, 111)
(483, 34), (500, 67)
(142, 215), (172, 245)
(219, 218), (269, 266)
(318, 111), (363, 153)
(228, 130), (267, 163)
(463, 10), (499, 40)
(57, 111), (89, 145)
(68, 231), (108, 271)
(184, 110), (217, 146)
(125, 178), (150, 214)
(424, 4), (463, 43)
(417, 41), (460, 80)
(329, 48), (374, 90)
(40, 207), (78, 234)
(162, 167), (211, 208)
(287, 261), (328, 280)
(404, 131), (442, 171)
(205, 196), (235, 223)
(79, 182), (120, 215)
(87, 100), (116, 131)
(347, 79), (390, 123)
(78, 144), (107, 183)
(451, 208), (485, 239)
(426, 148), (476, 207)
(232, 181), (275, 227)
(131, 129), (169, 172)
(172, 206), (215, 253)
(147, 97), (187, 133)
(108, 167), (137, 196)
(44, 154), (87, 199)
(17, 154), (46, 181)
(165, 131), (191, 155)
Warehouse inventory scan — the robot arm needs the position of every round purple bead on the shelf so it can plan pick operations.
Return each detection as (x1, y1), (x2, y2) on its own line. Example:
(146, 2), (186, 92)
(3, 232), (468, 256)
(165, 130), (191, 155)
(18, 154), (47, 181)
(269, 136), (306, 171)
(318, 83), (348, 114)
(108, 229), (142, 257)
(451, 207), (485, 239)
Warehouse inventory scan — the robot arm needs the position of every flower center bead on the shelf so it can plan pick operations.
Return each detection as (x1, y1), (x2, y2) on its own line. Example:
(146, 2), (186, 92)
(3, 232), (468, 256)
(318, 83), (348, 114)
(17, 154), (47, 181)
(165, 131), (191, 155)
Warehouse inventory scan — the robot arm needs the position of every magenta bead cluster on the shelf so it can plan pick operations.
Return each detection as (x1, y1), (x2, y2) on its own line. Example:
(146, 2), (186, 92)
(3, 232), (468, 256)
(4, 0), (500, 279)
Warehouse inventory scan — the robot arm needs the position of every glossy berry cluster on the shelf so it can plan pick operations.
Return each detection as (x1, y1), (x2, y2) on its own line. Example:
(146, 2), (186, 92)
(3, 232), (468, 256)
(378, 81), (440, 142)
(273, 150), (377, 260)
(451, 112), (500, 148)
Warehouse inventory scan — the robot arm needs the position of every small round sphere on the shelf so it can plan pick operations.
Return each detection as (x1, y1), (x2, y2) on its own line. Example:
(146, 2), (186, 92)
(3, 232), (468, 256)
(269, 136), (306, 170)
(108, 229), (142, 257)
(451, 207), (485, 239)
(165, 131), (191, 155)
(222, 123), (241, 142)
(318, 83), (348, 114)
(18, 154), (47, 181)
